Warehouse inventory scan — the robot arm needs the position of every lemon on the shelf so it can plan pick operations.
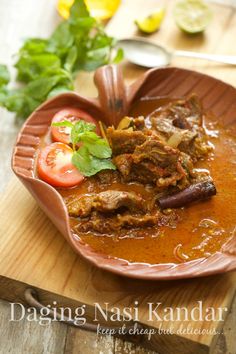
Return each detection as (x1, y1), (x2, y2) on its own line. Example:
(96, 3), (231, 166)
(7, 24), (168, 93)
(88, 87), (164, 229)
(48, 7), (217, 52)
(174, 0), (212, 34)
(135, 8), (165, 34)
(57, 0), (121, 20)
(57, 0), (74, 19)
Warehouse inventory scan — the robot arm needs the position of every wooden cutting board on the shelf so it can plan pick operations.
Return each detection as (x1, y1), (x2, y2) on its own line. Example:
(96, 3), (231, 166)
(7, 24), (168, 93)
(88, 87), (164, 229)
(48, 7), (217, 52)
(1, 1), (236, 354)
(0, 177), (236, 354)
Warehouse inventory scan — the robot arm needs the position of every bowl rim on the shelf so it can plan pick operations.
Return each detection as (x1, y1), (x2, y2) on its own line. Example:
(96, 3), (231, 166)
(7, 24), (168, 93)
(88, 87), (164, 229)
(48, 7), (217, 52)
(11, 65), (236, 280)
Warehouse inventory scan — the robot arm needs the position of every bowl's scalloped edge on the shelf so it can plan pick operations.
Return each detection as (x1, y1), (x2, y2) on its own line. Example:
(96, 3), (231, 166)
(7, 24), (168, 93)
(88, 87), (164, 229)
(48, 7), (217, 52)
(11, 66), (236, 280)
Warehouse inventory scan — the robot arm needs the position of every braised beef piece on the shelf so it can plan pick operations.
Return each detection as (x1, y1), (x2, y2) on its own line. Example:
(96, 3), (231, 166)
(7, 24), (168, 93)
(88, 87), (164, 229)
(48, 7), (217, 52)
(75, 208), (179, 234)
(77, 212), (159, 233)
(67, 190), (145, 217)
(107, 106), (200, 189)
(132, 116), (145, 130)
(173, 116), (192, 130)
(107, 127), (147, 155)
(150, 94), (213, 160)
(95, 191), (144, 213)
(95, 170), (121, 185)
(117, 214), (158, 228)
(151, 94), (203, 127)
(113, 139), (192, 189)
(67, 186), (163, 234)
(68, 195), (92, 218)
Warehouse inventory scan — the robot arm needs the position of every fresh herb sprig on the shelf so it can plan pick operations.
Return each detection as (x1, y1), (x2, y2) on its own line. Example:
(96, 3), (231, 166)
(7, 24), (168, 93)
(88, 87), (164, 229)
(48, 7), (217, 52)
(52, 120), (116, 176)
(0, 0), (123, 119)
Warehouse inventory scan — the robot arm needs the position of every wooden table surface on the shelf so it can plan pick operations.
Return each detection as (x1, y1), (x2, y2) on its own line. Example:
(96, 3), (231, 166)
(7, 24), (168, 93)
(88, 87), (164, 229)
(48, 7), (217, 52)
(0, 0), (235, 353)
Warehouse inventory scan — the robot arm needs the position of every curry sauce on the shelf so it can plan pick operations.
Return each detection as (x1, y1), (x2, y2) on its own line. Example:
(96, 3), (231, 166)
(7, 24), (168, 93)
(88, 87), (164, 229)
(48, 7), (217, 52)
(59, 97), (236, 264)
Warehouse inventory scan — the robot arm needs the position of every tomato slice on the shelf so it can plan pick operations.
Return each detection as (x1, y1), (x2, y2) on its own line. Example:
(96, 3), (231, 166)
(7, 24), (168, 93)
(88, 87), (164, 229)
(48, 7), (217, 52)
(37, 142), (84, 188)
(51, 107), (100, 144)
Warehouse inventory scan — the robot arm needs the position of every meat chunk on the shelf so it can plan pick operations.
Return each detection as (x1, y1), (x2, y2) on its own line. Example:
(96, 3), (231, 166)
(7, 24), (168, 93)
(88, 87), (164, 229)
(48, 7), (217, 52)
(67, 190), (145, 217)
(107, 127), (147, 155)
(67, 195), (92, 218)
(134, 140), (180, 167)
(132, 116), (145, 130)
(151, 94), (203, 127)
(95, 170), (121, 185)
(114, 139), (191, 189)
(75, 209), (180, 234)
(94, 191), (144, 213)
(117, 214), (158, 228)
(78, 212), (159, 233)
(150, 94), (213, 160)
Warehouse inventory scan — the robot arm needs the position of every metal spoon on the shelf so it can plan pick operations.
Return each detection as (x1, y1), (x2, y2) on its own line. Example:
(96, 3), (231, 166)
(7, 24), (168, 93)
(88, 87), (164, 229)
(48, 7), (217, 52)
(118, 38), (236, 68)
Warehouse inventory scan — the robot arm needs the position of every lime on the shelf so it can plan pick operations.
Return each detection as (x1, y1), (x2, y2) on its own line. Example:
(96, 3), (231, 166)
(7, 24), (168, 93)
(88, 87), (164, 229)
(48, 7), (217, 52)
(135, 8), (165, 34)
(174, 0), (212, 34)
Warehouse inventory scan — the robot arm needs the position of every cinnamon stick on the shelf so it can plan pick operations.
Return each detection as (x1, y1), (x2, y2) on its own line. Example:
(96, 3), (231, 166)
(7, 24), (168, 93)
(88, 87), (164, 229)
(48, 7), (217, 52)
(158, 181), (217, 210)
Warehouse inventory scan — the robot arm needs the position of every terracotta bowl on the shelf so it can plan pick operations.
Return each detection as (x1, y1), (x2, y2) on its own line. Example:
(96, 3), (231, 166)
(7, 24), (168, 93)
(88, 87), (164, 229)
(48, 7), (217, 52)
(12, 65), (236, 280)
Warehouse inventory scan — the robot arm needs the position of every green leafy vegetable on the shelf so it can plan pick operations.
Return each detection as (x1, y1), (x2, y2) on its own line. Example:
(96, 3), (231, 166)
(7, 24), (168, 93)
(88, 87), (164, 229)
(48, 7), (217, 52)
(70, 0), (90, 19)
(79, 131), (112, 158)
(52, 119), (116, 176)
(0, 0), (123, 119)
(72, 146), (116, 177)
(112, 48), (124, 64)
(47, 85), (72, 98)
(0, 65), (10, 86)
(70, 120), (96, 147)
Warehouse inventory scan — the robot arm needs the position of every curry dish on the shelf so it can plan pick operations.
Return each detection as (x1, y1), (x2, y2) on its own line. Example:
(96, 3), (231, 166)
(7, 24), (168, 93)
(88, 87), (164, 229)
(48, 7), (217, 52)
(39, 94), (236, 264)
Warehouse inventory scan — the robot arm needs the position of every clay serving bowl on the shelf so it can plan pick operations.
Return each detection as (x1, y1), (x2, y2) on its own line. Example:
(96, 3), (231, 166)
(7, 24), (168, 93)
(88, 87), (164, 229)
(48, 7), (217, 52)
(12, 65), (236, 280)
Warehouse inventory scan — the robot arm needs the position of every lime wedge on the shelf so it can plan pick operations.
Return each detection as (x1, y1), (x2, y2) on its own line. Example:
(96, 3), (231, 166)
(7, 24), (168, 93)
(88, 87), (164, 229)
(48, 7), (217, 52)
(135, 8), (165, 34)
(174, 0), (212, 34)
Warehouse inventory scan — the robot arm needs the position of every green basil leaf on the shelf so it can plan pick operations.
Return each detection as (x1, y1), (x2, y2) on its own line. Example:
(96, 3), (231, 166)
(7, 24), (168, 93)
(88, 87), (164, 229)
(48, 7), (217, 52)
(112, 47), (124, 64)
(71, 120), (96, 144)
(87, 46), (110, 59)
(3, 91), (25, 112)
(79, 132), (112, 158)
(72, 146), (116, 176)
(3, 90), (40, 119)
(20, 96), (41, 118)
(0, 64), (10, 86)
(40, 67), (73, 84)
(0, 0), (122, 120)
(52, 120), (74, 128)
(25, 75), (62, 99)
(64, 45), (77, 72)
(91, 30), (114, 49)
(19, 38), (49, 55)
(47, 85), (72, 98)
(69, 0), (90, 20)
(69, 17), (95, 35)
(86, 140), (112, 158)
(47, 22), (74, 57)
(0, 89), (6, 103)
(79, 131), (99, 141)
(15, 54), (61, 82)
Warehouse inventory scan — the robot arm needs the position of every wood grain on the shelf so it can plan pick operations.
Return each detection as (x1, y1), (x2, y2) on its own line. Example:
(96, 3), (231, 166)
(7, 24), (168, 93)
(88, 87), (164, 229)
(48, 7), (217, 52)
(0, 176), (236, 354)
(0, 0), (236, 353)
(64, 326), (157, 354)
(0, 295), (235, 354)
(0, 298), (67, 354)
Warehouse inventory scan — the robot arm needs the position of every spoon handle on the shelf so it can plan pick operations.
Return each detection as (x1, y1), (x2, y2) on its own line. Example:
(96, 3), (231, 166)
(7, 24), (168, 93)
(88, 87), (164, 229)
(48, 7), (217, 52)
(174, 50), (236, 65)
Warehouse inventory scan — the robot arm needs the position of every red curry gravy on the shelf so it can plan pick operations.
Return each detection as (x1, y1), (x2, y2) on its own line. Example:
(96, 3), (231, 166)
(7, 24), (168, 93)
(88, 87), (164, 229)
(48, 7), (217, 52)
(59, 97), (236, 264)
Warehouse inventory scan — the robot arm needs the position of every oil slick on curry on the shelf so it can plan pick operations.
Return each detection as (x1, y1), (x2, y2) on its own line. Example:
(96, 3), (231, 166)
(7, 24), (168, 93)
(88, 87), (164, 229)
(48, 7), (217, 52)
(37, 94), (236, 265)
